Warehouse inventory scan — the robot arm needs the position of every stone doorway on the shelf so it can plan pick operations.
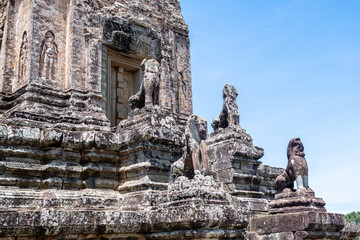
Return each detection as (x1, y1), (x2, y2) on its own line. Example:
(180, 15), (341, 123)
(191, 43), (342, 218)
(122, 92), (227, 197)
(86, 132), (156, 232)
(103, 48), (142, 127)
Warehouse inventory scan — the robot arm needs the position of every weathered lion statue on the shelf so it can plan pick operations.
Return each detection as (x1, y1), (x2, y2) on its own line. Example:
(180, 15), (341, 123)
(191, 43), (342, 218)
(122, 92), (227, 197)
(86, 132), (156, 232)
(129, 58), (160, 110)
(171, 115), (210, 180)
(274, 137), (309, 192)
(211, 84), (240, 131)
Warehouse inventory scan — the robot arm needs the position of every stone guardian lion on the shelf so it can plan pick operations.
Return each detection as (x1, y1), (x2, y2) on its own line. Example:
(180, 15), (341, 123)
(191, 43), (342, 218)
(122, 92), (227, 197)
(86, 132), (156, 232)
(211, 84), (240, 131)
(129, 58), (160, 110)
(274, 137), (309, 192)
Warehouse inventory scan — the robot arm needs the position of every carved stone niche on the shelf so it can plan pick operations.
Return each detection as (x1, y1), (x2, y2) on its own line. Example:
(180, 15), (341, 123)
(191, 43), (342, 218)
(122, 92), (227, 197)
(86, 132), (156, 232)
(101, 48), (143, 127)
(101, 18), (163, 127)
(0, 0), (102, 128)
(0, 0), (67, 94)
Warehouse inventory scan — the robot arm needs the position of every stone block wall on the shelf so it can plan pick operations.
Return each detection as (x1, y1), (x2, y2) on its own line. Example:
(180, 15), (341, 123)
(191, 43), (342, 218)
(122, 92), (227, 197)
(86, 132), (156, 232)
(0, 0), (192, 129)
(0, 108), (183, 191)
(0, 1), (358, 239)
(256, 164), (283, 199)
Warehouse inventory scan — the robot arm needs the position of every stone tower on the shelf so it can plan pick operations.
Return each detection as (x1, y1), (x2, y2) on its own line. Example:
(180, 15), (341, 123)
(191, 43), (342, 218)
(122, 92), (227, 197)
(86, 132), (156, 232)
(0, 1), (359, 239)
(0, 0), (192, 129)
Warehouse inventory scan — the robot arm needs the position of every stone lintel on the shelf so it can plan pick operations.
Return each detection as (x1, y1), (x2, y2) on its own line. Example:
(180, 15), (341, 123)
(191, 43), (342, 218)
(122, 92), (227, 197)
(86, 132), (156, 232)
(232, 189), (265, 198)
(117, 177), (169, 193)
(103, 17), (162, 62)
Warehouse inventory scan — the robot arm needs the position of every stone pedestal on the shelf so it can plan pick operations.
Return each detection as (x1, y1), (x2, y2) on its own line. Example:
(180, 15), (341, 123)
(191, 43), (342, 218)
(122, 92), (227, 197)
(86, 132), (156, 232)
(206, 126), (265, 197)
(248, 188), (346, 239)
(117, 107), (184, 193)
(269, 188), (326, 214)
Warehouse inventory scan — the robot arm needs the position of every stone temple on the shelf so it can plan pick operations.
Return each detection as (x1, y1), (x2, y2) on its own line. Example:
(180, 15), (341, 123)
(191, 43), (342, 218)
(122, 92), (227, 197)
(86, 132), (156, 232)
(0, 0), (359, 239)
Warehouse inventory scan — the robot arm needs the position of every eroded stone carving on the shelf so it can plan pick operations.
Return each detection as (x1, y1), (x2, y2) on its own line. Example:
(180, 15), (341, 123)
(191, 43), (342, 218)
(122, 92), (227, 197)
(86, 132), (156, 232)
(103, 18), (162, 61)
(0, 0), (356, 238)
(18, 32), (28, 83)
(211, 84), (240, 131)
(0, 0), (7, 51)
(171, 115), (210, 180)
(129, 58), (160, 110)
(168, 171), (226, 202)
(177, 71), (187, 113)
(40, 31), (58, 80)
(274, 137), (309, 192)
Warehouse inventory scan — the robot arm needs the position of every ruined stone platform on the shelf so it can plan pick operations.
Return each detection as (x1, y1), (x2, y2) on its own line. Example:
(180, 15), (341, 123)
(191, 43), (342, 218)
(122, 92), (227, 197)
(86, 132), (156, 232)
(206, 126), (272, 199)
(0, 182), (250, 239)
(0, 0), (358, 239)
(117, 107), (184, 193)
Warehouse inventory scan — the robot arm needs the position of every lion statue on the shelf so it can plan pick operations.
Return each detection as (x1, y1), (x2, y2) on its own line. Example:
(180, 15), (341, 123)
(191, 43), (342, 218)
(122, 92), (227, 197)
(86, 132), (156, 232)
(274, 137), (309, 192)
(129, 58), (160, 110)
(171, 115), (210, 180)
(211, 84), (240, 131)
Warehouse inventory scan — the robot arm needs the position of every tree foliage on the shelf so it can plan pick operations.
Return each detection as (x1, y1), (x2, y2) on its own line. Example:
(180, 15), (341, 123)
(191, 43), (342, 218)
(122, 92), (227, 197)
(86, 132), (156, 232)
(345, 211), (360, 224)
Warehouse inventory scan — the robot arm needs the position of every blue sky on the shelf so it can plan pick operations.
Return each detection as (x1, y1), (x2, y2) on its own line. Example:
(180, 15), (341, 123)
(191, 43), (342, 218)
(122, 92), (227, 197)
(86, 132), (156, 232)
(179, 0), (360, 214)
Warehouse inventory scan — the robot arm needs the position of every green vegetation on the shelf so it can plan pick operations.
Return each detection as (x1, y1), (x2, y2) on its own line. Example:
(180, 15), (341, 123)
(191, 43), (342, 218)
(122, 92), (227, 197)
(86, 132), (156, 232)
(345, 211), (360, 224)
(345, 211), (360, 240)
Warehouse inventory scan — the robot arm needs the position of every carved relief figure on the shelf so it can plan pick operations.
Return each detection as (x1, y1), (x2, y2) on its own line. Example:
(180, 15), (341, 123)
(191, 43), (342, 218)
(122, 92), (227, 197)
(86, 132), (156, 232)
(274, 137), (309, 192)
(0, 0), (7, 52)
(18, 32), (28, 82)
(177, 71), (187, 113)
(211, 84), (240, 131)
(171, 115), (210, 180)
(40, 31), (58, 80)
(129, 58), (160, 110)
